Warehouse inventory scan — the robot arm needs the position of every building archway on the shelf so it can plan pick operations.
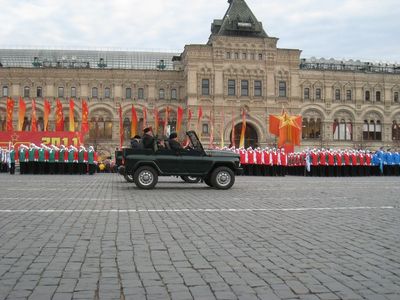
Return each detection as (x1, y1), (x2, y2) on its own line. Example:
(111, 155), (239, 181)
(230, 122), (258, 148)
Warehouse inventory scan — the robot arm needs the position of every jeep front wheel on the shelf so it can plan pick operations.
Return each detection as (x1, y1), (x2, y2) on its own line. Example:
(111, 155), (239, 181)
(134, 166), (158, 189)
(210, 167), (235, 190)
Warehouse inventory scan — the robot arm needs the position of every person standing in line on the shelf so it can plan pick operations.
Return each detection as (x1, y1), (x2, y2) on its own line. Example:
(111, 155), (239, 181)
(9, 146), (15, 175)
(88, 146), (96, 175)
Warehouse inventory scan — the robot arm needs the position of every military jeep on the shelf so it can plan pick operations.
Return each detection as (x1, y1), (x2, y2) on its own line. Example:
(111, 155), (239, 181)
(119, 131), (242, 190)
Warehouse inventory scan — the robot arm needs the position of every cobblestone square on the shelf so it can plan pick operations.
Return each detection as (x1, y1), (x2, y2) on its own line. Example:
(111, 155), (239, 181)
(0, 174), (399, 300)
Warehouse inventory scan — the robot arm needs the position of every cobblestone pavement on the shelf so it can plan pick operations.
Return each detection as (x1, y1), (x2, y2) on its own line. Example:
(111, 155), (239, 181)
(0, 174), (399, 300)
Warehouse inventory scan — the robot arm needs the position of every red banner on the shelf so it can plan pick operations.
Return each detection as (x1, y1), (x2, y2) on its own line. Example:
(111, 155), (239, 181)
(0, 131), (82, 148)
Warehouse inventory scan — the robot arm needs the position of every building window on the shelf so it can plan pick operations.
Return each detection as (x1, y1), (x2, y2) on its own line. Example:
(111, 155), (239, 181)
(392, 121), (400, 140)
(202, 123), (209, 134)
(258, 54), (263, 60)
(365, 91), (370, 101)
(89, 117), (113, 140)
(241, 80), (248, 96)
(58, 87), (64, 98)
(171, 89), (177, 100)
(36, 87), (42, 98)
(395, 92), (399, 103)
(105, 87), (111, 99)
(126, 88), (132, 99)
(71, 87), (76, 98)
(333, 119), (352, 141)
(24, 86), (30, 98)
(302, 118), (321, 139)
(316, 88), (322, 100)
(228, 80), (236, 96)
(363, 120), (382, 141)
(279, 81), (287, 98)
(159, 89), (165, 100)
(346, 90), (352, 101)
(335, 89), (341, 101)
(376, 91), (381, 102)
(234, 53), (239, 59)
(226, 52), (231, 59)
(242, 53), (247, 60)
(254, 80), (262, 97)
(304, 88), (310, 100)
(92, 87), (98, 98)
(202, 79), (210, 96)
(2, 86), (8, 97)
(138, 88), (144, 100)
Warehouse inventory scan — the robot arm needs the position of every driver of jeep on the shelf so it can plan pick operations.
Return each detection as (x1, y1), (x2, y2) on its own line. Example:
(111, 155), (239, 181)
(168, 132), (183, 151)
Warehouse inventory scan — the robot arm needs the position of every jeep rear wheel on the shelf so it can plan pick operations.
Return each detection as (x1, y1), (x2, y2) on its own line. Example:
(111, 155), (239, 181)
(181, 176), (201, 183)
(134, 166), (158, 189)
(210, 167), (235, 190)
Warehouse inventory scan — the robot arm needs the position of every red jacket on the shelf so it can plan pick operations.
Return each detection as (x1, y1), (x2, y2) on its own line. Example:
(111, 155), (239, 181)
(319, 152), (327, 166)
(311, 152), (318, 166)
(328, 152), (335, 166)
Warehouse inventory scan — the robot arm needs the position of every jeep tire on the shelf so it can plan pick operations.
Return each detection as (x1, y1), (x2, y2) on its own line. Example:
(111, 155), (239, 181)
(203, 176), (213, 187)
(134, 166), (158, 189)
(210, 167), (235, 190)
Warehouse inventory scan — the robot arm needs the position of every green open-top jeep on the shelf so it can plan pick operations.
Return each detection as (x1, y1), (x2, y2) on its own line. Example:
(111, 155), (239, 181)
(119, 131), (242, 189)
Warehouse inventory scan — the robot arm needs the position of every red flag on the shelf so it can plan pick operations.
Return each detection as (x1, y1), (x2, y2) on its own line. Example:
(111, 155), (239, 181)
(153, 107), (159, 135)
(69, 99), (75, 132)
(239, 109), (246, 148)
(197, 106), (203, 137)
(231, 107), (236, 148)
(18, 97), (25, 131)
(142, 107), (147, 130)
(55, 99), (64, 131)
(81, 99), (89, 134)
(131, 105), (138, 138)
(43, 99), (51, 131)
(164, 106), (170, 136)
(187, 108), (193, 130)
(176, 106), (183, 134)
(31, 99), (38, 132)
(209, 109), (214, 147)
(119, 104), (123, 149)
(6, 98), (14, 132)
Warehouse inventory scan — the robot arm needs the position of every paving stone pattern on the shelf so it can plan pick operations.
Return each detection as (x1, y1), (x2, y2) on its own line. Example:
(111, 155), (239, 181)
(0, 174), (399, 300)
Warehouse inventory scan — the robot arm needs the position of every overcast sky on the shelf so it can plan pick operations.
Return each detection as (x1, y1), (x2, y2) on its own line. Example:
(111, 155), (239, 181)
(0, 0), (399, 62)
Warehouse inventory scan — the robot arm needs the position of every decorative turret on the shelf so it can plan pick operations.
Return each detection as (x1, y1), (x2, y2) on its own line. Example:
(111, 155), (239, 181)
(210, 0), (268, 39)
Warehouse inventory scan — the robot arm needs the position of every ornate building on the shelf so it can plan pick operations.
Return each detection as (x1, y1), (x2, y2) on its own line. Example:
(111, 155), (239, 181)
(1, 0), (400, 156)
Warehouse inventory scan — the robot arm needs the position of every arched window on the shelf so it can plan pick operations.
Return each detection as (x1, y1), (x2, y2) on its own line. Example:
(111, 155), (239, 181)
(302, 118), (321, 140)
(335, 89), (341, 101)
(105, 87), (111, 99)
(346, 89), (352, 101)
(394, 92), (399, 103)
(304, 88), (310, 100)
(92, 87), (98, 98)
(159, 89), (165, 100)
(376, 91), (381, 102)
(105, 118), (113, 139)
(37, 117), (44, 132)
(333, 119), (352, 141)
(123, 117), (131, 140)
(363, 119), (382, 141)
(392, 120), (400, 140)
(0, 111), (5, 131)
(22, 117), (30, 131)
(365, 91), (371, 101)
(315, 88), (322, 100)
(171, 89), (177, 100)
(24, 86), (30, 98)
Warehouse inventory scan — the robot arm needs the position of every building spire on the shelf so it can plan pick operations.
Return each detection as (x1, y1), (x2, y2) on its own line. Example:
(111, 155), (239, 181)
(210, 0), (268, 38)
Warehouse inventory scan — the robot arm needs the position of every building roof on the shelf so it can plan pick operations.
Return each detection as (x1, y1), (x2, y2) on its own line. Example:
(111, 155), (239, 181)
(0, 48), (179, 70)
(210, 0), (268, 38)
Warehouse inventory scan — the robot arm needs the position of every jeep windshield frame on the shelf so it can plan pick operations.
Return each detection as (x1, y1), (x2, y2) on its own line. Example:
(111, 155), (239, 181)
(186, 131), (205, 153)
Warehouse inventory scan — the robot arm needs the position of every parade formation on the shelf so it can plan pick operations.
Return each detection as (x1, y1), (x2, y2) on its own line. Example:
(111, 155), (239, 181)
(0, 144), (97, 175)
(214, 146), (400, 177)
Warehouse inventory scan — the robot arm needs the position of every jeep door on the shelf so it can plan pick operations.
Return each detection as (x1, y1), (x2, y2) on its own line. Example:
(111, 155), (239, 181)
(179, 149), (213, 175)
(155, 149), (181, 174)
